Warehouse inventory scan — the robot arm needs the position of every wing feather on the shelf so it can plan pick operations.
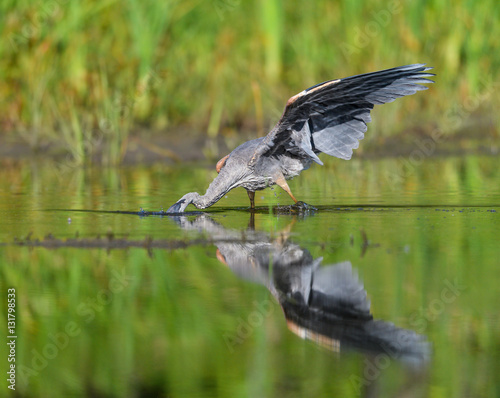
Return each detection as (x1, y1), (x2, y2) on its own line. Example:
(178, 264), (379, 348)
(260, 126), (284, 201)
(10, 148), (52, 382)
(249, 64), (434, 166)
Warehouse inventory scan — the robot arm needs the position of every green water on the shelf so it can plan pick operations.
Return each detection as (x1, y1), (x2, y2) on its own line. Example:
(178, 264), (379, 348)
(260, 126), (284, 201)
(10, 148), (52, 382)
(1, 155), (499, 397)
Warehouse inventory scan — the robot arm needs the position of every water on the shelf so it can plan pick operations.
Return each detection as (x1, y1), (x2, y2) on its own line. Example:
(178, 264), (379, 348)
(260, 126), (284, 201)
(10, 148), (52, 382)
(0, 155), (499, 397)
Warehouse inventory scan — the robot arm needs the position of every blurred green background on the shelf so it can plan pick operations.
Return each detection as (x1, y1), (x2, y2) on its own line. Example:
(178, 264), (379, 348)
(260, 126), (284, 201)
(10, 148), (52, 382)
(2, 0), (499, 164)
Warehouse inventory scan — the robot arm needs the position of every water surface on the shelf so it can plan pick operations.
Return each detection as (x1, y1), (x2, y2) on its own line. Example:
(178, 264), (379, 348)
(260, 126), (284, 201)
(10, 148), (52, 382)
(0, 155), (499, 397)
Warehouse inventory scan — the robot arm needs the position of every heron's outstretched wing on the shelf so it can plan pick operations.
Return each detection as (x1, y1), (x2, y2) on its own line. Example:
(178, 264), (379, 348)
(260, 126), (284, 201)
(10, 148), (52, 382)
(249, 64), (434, 166)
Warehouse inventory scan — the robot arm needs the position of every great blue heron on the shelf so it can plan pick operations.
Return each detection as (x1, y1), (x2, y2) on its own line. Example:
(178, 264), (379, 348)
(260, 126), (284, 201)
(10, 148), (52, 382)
(167, 64), (434, 213)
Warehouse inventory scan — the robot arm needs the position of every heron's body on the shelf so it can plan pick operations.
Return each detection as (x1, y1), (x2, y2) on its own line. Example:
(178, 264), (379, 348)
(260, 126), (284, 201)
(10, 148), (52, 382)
(233, 137), (312, 191)
(167, 64), (434, 213)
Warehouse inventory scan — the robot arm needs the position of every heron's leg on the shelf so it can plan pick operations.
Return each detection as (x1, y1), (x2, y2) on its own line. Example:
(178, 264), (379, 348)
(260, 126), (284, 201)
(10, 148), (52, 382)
(275, 175), (298, 203)
(248, 212), (255, 230)
(247, 190), (255, 209)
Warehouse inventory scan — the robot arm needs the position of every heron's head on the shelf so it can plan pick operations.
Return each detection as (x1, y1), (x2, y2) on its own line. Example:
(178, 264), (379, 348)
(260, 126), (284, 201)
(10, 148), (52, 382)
(166, 192), (200, 214)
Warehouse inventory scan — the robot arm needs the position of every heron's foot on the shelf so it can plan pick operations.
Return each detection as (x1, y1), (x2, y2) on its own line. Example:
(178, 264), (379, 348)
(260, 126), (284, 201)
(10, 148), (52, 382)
(292, 200), (318, 211)
(293, 201), (317, 211)
(273, 201), (317, 215)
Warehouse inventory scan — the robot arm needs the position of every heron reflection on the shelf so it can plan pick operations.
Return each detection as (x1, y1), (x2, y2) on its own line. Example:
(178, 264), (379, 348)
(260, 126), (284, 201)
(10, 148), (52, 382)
(169, 214), (430, 367)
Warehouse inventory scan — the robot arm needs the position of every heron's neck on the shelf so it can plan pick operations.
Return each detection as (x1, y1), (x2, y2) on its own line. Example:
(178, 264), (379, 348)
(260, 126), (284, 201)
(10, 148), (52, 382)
(193, 172), (236, 209)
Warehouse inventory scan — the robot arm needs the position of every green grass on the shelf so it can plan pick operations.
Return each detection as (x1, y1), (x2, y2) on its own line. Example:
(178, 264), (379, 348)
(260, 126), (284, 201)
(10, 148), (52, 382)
(1, 0), (499, 163)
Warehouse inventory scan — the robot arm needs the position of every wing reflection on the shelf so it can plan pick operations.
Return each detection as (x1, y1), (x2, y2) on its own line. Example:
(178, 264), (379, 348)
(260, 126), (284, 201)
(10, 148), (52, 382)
(169, 214), (430, 367)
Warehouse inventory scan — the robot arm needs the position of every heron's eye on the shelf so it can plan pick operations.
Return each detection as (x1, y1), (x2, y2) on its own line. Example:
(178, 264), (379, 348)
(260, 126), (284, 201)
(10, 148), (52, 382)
(215, 154), (230, 173)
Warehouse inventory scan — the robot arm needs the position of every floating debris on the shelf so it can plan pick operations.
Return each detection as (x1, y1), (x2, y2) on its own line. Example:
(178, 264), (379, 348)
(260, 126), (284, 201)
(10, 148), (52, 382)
(9, 233), (201, 252)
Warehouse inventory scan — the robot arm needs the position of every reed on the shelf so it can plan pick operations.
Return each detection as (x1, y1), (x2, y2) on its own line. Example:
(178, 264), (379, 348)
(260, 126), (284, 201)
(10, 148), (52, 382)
(2, 0), (499, 162)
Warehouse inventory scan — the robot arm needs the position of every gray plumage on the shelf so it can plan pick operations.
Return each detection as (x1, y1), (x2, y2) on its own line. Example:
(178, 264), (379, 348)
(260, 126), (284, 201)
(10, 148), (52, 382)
(168, 64), (434, 213)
